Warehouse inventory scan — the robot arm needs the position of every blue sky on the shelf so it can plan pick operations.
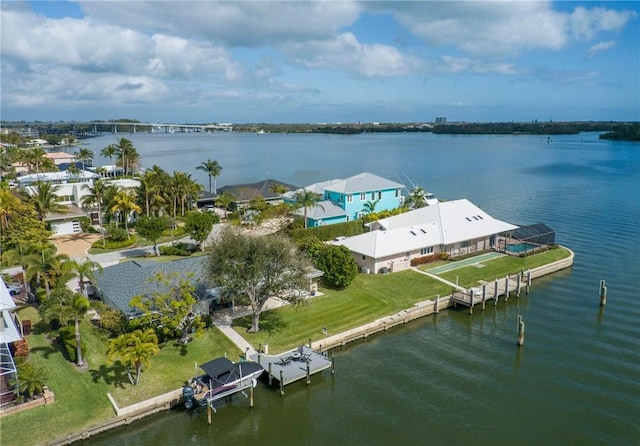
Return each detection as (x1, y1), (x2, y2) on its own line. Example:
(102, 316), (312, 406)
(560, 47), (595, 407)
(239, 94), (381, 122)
(1, 1), (638, 123)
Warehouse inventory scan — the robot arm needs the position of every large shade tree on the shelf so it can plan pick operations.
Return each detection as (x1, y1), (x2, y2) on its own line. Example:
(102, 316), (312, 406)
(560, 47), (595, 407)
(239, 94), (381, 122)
(196, 159), (222, 194)
(207, 228), (310, 333)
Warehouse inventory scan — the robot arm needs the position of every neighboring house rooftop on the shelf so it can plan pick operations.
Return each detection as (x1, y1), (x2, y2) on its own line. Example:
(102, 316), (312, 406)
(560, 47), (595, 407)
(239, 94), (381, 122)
(294, 200), (346, 219)
(217, 179), (298, 201)
(92, 256), (209, 318)
(17, 170), (99, 185)
(324, 172), (405, 194)
(338, 199), (518, 256)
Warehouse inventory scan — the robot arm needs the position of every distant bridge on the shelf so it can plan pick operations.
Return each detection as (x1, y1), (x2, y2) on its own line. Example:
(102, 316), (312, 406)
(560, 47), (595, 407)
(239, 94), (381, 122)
(83, 121), (233, 133)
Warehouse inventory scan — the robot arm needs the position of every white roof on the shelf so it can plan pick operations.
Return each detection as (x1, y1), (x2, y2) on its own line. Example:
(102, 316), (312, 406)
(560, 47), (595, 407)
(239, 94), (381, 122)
(0, 277), (22, 344)
(337, 199), (518, 258)
(17, 169), (99, 185)
(294, 200), (346, 219)
(325, 172), (405, 194)
(336, 222), (442, 258)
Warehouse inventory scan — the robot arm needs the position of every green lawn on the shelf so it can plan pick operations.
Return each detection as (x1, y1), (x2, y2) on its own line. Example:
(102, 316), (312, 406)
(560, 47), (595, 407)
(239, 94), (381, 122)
(235, 270), (452, 353)
(1, 307), (240, 446)
(439, 247), (572, 288)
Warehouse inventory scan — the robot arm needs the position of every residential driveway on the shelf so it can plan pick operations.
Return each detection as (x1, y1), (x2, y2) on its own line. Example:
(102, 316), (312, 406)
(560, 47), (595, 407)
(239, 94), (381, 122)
(50, 233), (101, 259)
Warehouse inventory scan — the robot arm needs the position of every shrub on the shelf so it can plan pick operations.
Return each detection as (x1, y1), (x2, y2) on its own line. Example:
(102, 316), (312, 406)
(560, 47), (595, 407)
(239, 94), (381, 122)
(291, 220), (364, 243)
(159, 242), (193, 256)
(107, 226), (129, 242)
(92, 236), (136, 250)
(410, 254), (437, 266)
(91, 301), (129, 337)
(79, 216), (92, 232)
(439, 252), (450, 260)
(12, 338), (29, 357)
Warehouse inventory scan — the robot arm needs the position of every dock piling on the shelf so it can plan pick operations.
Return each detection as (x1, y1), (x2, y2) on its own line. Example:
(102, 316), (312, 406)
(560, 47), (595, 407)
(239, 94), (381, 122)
(249, 383), (254, 408)
(279, 370), (284, 396)
(469, 289), (474, 315)
(504, 275), (510, 301)
(494, 278), (499, 305)
(526, 270), (532, 294)
(517, 315), (525, 347)
(331, 351), (335, 374)
(434, 294), (440, 314)
(516, 274), (521, 297)
(481, 285), (487, 310)
(306, 361), (311, 385)
(599, 280), (607, 306)
(268, 362), (273, 386)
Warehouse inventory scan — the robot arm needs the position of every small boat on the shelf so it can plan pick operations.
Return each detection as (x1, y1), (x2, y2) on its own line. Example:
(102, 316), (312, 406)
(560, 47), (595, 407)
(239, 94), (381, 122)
(182, 357), (264, 410)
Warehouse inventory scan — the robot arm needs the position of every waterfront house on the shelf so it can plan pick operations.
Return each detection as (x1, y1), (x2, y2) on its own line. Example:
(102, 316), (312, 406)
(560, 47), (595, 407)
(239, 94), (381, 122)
(216, 179), (298, 210)
(294, 172), (405, 228)
(334, 199), (518, 273)
(18, 171), (139, 235)
(91, 256), (324, 318)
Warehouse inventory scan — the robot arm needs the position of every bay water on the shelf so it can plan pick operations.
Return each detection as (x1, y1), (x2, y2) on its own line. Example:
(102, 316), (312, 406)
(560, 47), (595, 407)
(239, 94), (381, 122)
(79, 131), (639, 445)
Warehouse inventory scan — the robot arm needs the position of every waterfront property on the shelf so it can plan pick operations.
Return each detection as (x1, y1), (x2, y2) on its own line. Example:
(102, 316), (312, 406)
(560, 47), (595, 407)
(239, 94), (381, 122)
(91, 256), (325, 318)
(216, 179), (298, 209)
(17, 170), (140, 235)
(293, 172), (405, 227)
(334, 199), (518, 273)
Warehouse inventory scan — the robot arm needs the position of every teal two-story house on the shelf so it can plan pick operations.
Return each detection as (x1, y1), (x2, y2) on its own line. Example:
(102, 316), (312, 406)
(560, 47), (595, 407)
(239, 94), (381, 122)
(296, 172), (405, 228)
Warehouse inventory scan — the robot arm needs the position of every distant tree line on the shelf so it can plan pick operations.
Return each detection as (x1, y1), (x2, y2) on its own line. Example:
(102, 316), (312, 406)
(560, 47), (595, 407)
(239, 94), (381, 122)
(431, 122), (619, 135)
(599, 123), (640, 141)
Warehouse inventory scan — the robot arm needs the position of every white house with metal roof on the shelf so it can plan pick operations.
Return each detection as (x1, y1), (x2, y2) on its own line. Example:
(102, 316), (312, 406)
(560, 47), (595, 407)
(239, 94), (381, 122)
(294, 172), (405, 227)
(334, 199), (518, 273)
(1, 278), (23, 406)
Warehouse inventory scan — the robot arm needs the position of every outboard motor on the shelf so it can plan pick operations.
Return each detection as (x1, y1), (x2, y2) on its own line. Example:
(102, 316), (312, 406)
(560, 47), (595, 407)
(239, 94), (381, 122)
(182, 385), (195, 410)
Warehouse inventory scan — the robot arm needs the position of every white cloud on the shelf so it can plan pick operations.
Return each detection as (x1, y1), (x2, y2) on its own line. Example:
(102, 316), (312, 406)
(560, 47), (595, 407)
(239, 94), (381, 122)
(78, 1), (362, 46)
(369, 2), (636, 57)
(285, 32), (424, 77)
(570, 7), (637, 41)
(588, 40), (617, 55)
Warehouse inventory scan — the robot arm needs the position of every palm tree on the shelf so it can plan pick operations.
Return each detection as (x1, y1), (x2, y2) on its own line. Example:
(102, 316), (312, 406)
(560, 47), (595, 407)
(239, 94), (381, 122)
(68, 258), (102, 296)
(107, 328), (160, 386)
(294, 189), (324, 229)
(70, 292), (90, 366)
(362, 199), (379, 215)
(0, 187), (21, 232)
(74, 147), (94, 171)
(215, 191), (235, 220)
(170, 171), (198, 217)
(101, 138), (140, 176)
(31, 181), (66, 221)
(196, 159), (222, 194)
(110, 188), (142, 238)
(100, 144), (117, 164)
(269, 183), (288, 196)
(82, 179), (107, 247)
(405, 186), (427, 209)
(23, 244), (71, 298)
(137, 170), (165, 217)
(10, 362), (48, 399)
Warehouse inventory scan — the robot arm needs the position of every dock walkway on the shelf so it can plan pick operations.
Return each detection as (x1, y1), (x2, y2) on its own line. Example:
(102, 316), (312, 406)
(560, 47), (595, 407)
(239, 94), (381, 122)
(249, 345), (333, 392)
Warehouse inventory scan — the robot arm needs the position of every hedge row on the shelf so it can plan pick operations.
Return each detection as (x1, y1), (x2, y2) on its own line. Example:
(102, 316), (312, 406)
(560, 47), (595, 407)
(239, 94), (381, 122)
(291, 220), (364, 243)
(91, 236), (137, 250)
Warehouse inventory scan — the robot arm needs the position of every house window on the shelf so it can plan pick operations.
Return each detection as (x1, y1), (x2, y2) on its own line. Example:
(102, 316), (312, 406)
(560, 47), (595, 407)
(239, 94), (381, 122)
(347, 194), (353, 203)
(395, 189), (400, 198)
(461, 240), (470, 248)
(420, 246), (433, 255)
(362, 255), (366, 260)
(346, 215), (350, 221)
(377, 191), (382, 200)
(360, 193), (366, 200)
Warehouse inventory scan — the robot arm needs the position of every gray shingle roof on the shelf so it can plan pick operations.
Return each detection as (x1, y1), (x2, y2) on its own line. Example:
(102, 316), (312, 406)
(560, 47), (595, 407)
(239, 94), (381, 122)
(92, 256), (209, 317)
(324, 172), (405, 194)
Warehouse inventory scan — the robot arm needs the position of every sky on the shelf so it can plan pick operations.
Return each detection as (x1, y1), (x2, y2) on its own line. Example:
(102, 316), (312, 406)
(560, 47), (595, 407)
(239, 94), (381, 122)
(1, 1), (638, 124)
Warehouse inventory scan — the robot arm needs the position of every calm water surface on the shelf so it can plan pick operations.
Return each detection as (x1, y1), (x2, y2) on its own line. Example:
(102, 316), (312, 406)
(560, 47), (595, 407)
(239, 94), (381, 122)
(81, 132), (639, 445)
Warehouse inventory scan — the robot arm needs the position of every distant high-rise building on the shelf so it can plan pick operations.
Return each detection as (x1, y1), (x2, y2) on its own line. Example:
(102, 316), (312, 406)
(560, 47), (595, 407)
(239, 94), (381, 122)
(435, 116), (447, 124)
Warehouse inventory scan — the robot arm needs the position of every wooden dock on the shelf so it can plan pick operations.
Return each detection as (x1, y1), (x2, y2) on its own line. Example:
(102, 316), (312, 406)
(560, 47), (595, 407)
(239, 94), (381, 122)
(451, 270), (532, 313)
(249, 345), (334, 394)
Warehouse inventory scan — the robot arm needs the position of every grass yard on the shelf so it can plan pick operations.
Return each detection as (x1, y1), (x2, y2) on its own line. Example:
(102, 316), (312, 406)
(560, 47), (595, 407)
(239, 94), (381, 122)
(439, 247), (572, 288)
(235, 270), (452, 353)
(1, 306), (240, 446)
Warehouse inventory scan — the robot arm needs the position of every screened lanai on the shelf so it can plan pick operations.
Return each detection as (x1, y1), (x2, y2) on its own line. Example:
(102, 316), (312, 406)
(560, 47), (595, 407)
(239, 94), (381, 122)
(501, 223), (556, 255)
